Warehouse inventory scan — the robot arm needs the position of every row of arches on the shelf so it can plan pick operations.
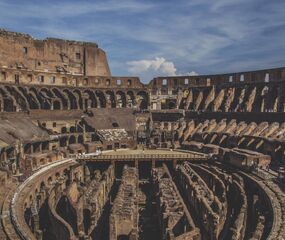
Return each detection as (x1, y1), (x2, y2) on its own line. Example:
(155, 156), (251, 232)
(0, 85), (149, 111)
(178, 83), (285, 112)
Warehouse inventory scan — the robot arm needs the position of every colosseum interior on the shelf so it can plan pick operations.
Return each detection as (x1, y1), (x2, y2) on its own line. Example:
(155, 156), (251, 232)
(0, 29), (284, 240)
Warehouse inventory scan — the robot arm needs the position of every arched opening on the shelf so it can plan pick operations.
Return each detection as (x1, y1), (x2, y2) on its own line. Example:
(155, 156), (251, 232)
(69, 136), (76, 145)
(92, 133), (100, 141)
(95, 91), (106, 108)
(52, 88), (68, 110)
(3, 98), (15, 112)
(63, 89), (77, 109)
(19, 87), (40, 110)
(73, 89), (83, 110)
(78, 135), (84, 144)
(137, 91), (148, 110)
(127, 91), (135, 108)
(39, 88), (54, 110)
(116, 91), (127, 108)
(24, 207), (35, 232)
(84, 90), (97, 108)
(168, 101), (176, 109)
(60, 137), (67, 147)
(53, 100), (61, 110)
(61, 127), (67, 134)
(24, 143), (32, 154)
(118, 235), (129, 240)
(105, 90), (116, 108)
(112, 122), (119, 128)
(70, 126), (76, 133)
(5, 86), (28, 111)
(42, 141), (49, 151)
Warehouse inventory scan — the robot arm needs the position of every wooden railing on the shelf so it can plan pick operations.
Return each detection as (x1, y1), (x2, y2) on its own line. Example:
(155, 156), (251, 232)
(77, 153), (208, 161)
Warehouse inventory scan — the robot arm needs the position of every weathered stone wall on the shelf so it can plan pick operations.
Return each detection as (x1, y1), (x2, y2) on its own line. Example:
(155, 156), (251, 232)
(0, 29), (110, 77)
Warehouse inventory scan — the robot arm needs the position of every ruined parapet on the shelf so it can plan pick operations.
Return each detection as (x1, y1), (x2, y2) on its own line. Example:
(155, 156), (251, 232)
(152, 165), (200, 240)
(109, 166), (138, 240)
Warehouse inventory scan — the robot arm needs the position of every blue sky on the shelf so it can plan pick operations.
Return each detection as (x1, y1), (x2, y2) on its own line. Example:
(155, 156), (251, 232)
(0, 0), (285, 82)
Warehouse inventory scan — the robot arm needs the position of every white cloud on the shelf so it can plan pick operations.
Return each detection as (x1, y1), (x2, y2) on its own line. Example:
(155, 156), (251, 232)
(127, 57), (198, 81)
(127, 57), (176, 75)
(185, 71), (199, 76)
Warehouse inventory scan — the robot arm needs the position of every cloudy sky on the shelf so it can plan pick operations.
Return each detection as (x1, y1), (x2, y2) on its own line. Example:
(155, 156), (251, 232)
(0, 0), (284, 82)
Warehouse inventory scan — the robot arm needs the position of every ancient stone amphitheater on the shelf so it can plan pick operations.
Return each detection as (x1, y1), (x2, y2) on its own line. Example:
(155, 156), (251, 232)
(0, 29), (284, 240)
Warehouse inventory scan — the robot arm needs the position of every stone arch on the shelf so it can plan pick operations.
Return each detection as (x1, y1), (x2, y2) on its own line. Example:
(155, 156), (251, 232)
(69, 135), (76, 145)
(61, 127), (67, 134)
(78, 135), (84, 144)
(116, 91), (127, 108)
(47, 176), (53, 185)
(6, 147), (15, 159)
(24, 207), (35, 232)
(0, 87), (17, 112)
(6, 86), (29, 111)
(60, 137), (68, 147)
(24, 143), (33, 154)
(70, 126), (76, 133)
(83, 89), (97, 108)
(52, 88), (69, 110)
(168, 101), (176, 109)
(39, 87), (54, 98)
(105, 90), (116, 108)
(126, 91), (136, 107)
(73, 89), (83, 110)
(95, 90), (106, 108)
(63, 89), (78, 109)
(19, 87), (40, 109)
(4, 85), (28, 111)
(136, 91), (148, 110)
(53, 100), (61, 110)
(29, 87), (49, 110)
